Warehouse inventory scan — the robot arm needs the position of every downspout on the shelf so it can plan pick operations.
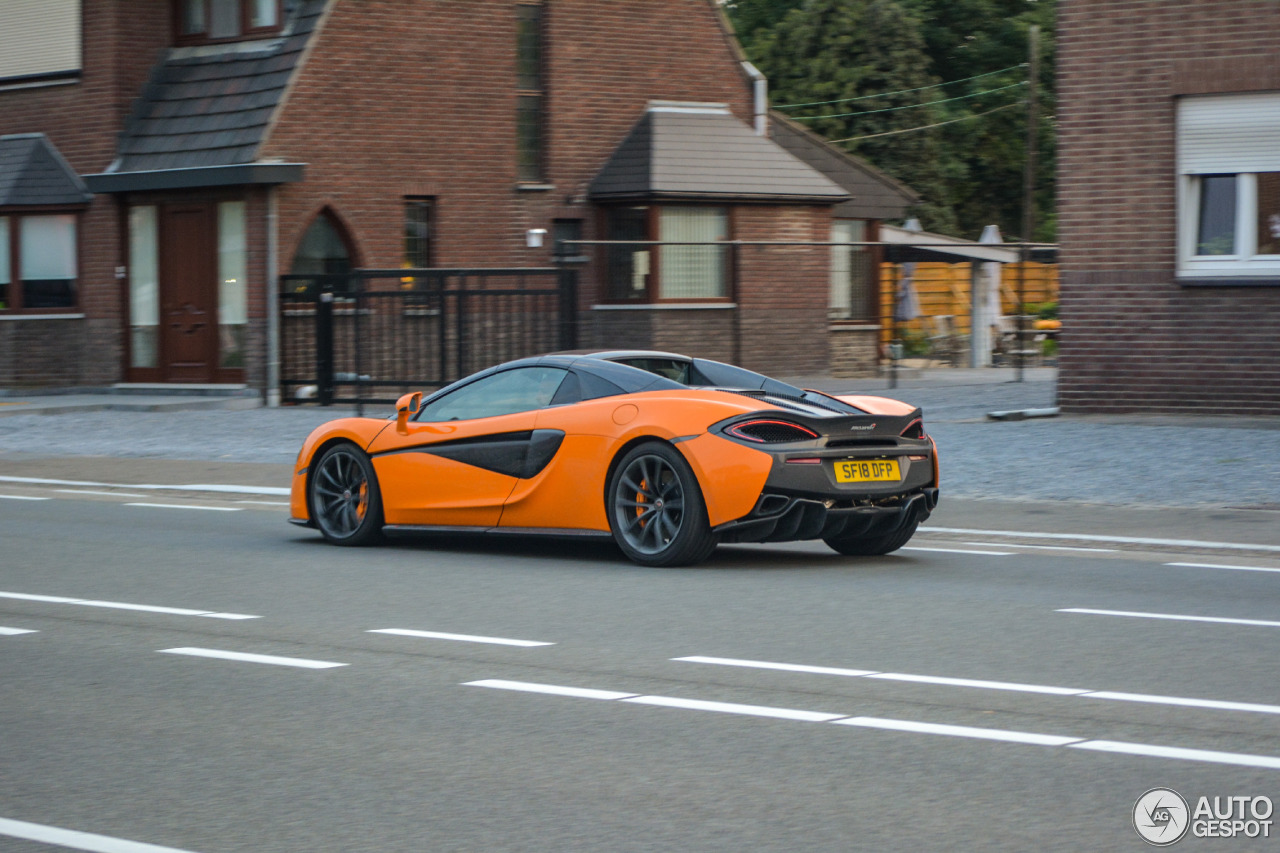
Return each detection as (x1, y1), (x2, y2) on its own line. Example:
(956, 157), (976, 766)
(266, 187), (280, 407)
(741, 61), (767, 136)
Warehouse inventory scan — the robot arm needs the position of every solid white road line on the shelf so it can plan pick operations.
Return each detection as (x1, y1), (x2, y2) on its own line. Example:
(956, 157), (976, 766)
(965, 541), (1118, 553)
(1059, 608), (1280, 628)
(1070, 740), (1280, 770)
(1083, 692), (1280, 715)
(865, 672), (1089, 695)
(674, 656), (876, 677)
(125, 503), (241, 512)
(465, 679), (636, 700)
(623, 695), (846, 722)
(56, 489), (147, 498)
(1166, 561), (1280, 574)
(234, 500), (290, 506)
(0, 590), (259, 620)
(0, 816), (201, 853)
(673, 655), (1280, 715)
(158, 647), (347, 669)
(0, 474), (289, 496)
(464, 678), (1280, 770)
(0, 494), (51, 501)
(924, 525), (1280, 553)
(369, 628), (554, 647)
(0, 627), (38, 636)
(835, 716), (1082, 746)
(900, 546), (1013, 556)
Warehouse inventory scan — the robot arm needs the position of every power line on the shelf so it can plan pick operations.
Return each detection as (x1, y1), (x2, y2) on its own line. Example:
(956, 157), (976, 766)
(790, 81), (1026, 121)
(774, 64), (1027, 110)
(829, 101), (1022, 143)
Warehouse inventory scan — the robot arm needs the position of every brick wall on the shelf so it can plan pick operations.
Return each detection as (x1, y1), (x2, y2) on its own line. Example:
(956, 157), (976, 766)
(0, 0), (171, 387)
(1057, 0), (1280, 414)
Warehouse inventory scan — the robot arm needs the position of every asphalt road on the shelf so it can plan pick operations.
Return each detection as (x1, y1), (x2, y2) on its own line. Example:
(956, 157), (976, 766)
(3, 479), (1280, 852)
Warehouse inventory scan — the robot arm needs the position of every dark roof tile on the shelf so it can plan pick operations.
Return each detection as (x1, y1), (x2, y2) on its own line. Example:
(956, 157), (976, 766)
(590, 105), (849, 203)
(0, 134), (92, 206)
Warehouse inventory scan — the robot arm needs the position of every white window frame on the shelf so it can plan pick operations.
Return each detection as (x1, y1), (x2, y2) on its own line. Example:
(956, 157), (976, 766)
(1177, 93), (1280, 279)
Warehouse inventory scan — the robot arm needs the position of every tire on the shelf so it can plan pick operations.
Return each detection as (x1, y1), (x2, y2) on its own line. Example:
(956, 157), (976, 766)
(824, 518), (919, 556)
(309, 443), (384, 546)
(607, 441), (717, 567)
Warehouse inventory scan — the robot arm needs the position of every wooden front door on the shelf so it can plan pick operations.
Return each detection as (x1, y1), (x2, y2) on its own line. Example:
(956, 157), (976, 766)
(160, 204), (217, 382)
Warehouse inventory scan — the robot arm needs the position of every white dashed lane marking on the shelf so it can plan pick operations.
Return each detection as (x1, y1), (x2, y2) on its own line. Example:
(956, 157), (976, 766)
(0, 590), (259, 620)
(1059, 608), (1280, 629)
(464, 679), (1280, 770)
(0, 816), (203, 853)
(158, 647), (347, 669)
(125, 503), (242, 512)
(0, 494), (51, 501)
(1166, 561), (1280, 575)
(673, 656), (1280, 715)
(368, 629), (555, 647)
(0, 627), (38, 636)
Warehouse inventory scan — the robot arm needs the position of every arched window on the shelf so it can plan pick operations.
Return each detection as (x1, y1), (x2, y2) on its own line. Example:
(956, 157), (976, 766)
(289, 210), (354, 276)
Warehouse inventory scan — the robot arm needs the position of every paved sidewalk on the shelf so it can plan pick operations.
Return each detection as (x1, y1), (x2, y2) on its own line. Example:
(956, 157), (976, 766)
(1, 367), (1277, 510)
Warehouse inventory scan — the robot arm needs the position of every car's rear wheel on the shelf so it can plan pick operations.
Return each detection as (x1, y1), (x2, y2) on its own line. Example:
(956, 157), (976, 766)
(824, 518), (919, 556)
(310, 443), (383, 546)
(608, 441), (716, 567)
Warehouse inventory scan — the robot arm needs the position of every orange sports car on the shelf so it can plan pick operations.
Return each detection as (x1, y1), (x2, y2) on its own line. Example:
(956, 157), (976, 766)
(289, 351), (939, 566)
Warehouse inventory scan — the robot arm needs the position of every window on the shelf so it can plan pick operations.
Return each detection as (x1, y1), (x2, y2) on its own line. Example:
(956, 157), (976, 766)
(0, 0), (80, 87)
(603, 205), (728, 301)
(417, 366), (567, 422)
(551, 219), (584, 261)
(218, 201), (248, 369)
(128, 206), (160, 367)
(0, 213), (78, 311)
(515, 4), (544, 183)
(290, 212), (353, 276)
(1178, 93), (1280, 279)
(175, 0), (280, 43)
(404, 199), (434, 268)
(830, 219), (874, 321)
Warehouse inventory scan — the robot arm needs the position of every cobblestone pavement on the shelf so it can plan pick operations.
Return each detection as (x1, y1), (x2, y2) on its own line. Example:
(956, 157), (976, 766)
(1, 368), (1277, 510)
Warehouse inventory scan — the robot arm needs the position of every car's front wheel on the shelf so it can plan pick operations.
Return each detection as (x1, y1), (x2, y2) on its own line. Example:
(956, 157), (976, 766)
(607, 441), (717, 567)
(824, 518), (919, 556)
(309, 443), (383, 546)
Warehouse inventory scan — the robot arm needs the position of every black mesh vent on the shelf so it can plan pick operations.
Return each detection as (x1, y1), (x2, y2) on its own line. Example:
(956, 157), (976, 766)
(728, 421), (818, 443)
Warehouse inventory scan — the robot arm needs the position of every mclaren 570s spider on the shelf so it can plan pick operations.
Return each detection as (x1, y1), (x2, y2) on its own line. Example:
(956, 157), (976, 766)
(290, 351), (939, 566)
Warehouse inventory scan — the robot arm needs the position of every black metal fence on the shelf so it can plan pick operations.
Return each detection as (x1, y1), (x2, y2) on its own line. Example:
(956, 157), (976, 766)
(279, 267), (577, 407)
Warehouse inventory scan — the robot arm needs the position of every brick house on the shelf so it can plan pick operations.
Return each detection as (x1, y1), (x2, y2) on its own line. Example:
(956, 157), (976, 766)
(1057, 0), (1280, 415)
(0, 0), (915, 398)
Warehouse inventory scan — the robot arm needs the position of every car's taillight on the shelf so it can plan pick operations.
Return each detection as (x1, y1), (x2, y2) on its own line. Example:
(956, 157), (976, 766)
(726, 419), (820, 443)
(900, 419), (925, 439)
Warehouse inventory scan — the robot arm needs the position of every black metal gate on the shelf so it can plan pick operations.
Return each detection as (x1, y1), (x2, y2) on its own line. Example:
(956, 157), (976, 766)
(279, 267), (577, 407)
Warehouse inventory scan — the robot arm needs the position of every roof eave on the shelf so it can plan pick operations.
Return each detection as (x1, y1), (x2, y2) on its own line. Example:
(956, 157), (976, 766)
(83, 162), (306, 193)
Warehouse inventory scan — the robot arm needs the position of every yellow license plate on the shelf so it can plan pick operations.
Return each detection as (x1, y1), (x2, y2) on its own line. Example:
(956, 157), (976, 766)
(834, 458), (901, 483)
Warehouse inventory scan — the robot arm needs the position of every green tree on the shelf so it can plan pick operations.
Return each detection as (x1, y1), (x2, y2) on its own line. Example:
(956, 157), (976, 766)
(745, 0), (960, 233)
(729, 0), (1056, 241)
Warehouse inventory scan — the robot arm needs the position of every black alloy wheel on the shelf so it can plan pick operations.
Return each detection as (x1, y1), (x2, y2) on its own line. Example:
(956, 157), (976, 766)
(608, 441), (716, 567)
(310, 443), (384, 546)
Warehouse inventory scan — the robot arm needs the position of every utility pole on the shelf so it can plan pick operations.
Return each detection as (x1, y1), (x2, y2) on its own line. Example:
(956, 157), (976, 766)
(1017, 25), (1040, 383)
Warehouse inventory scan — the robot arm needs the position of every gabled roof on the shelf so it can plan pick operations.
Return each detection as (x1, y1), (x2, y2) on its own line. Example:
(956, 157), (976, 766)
(0, 133), (92, 207)
(84, 0), (324, 191)
(768, 113), (920, 220)
(589, 103), (850, 204)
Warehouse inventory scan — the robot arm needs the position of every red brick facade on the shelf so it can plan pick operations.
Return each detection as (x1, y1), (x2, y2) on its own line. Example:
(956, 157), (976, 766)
(1, 0), (848, 392)
(1057, 0), (1280, 414)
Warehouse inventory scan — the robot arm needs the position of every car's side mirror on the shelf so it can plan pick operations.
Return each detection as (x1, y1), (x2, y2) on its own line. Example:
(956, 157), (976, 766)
(395, 392), (422, 431)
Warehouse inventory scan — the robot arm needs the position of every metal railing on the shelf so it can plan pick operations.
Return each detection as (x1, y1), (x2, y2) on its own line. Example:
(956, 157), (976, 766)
(279, 267), (577, 409)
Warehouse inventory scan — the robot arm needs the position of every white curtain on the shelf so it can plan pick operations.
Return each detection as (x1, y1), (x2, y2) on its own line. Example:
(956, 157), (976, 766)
(20, 215), (76, 280)
(659, 207), (726, 299)
(128, 206), (159, 368)
(218, 201), (248, 326)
